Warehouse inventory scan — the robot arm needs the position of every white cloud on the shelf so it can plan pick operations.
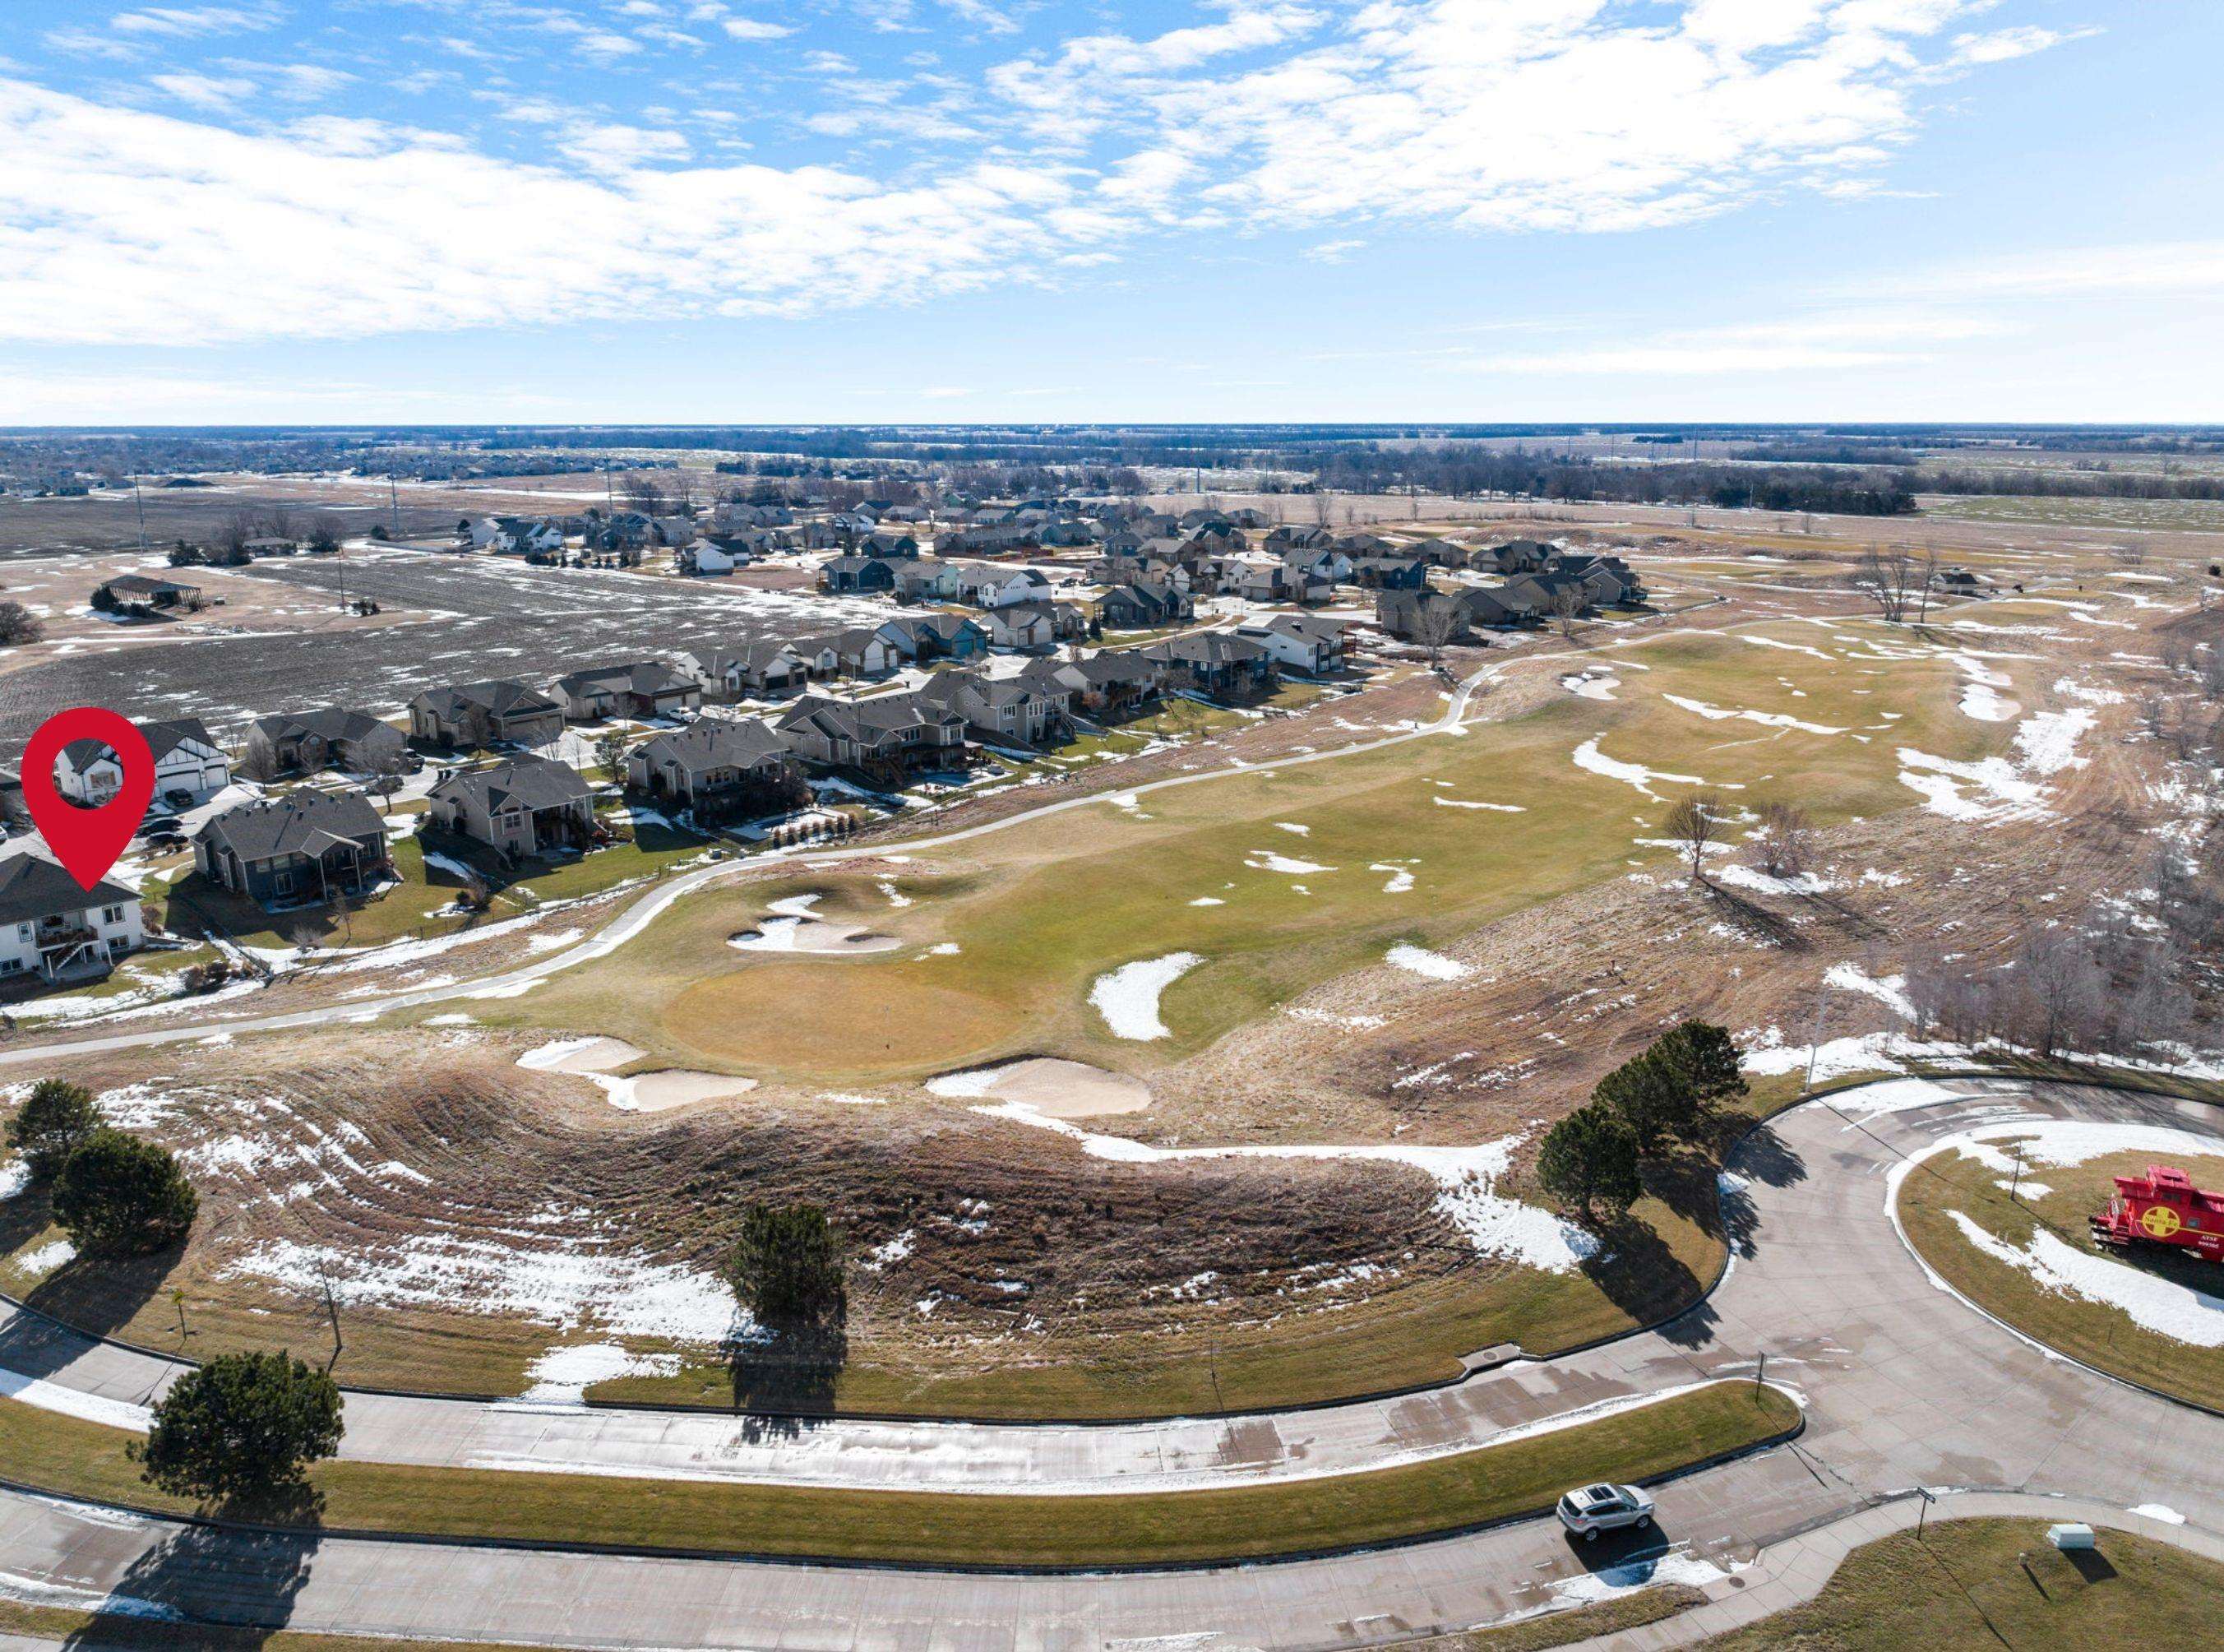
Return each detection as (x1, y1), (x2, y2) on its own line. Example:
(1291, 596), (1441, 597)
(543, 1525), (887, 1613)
(109, 5), (283, 39)
(559, 123), (694, 172)
(719, 17), (793, 40)
(1889, 242), (2224, 302)
(146, 72), (255, 111)
(0, 76), (1097, 345)
(1459, 308), (2011, 374)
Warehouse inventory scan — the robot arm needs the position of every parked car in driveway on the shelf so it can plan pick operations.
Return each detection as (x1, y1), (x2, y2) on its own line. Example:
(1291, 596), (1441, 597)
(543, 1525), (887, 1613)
(1556, 1483), (1654, 1540)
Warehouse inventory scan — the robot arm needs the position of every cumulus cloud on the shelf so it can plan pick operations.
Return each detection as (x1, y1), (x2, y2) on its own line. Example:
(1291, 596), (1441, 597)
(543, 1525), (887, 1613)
(0, 0), (2092, 346)
(0, 76), (1098, 345)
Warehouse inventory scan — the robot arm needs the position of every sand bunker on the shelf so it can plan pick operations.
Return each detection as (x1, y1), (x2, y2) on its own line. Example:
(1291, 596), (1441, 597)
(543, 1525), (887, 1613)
(516, 1037), (757, 1113)
(926, 1057), (1152, 1118)
(728, 893), (902, 956)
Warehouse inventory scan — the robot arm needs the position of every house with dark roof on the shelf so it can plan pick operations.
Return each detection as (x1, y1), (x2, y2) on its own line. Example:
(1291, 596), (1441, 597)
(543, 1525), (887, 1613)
(247, 708), (408, 778)
(193, 793), (391, 908)
(1140, 632), (1275, 697)
(553, 661), (703, 722)
(0, 852), (141, 983)
(1236, 614), (1348, 676)
(1098, 581), (1193, 630)
(1375, 589), (1473, 643)
(627, 718), (802, 815)
(915, 670), (1068, 747)
(817, 555), (901, 594)
(797, 627), (900, 679)
(56, 717), (230, 806)
(1018, 651), (1163, 718)
(876, 611), (988, 664)
(679, 641), (814, 701)
(409, 680), (565, 748)
(428, 757), (595, 858)
(1348, 556), (1430, 591)
(774, 692), (969, 781)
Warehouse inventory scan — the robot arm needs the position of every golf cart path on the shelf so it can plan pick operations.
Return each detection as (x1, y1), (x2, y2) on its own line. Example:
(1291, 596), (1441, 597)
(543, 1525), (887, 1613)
(2, 1076), (2220, 1647)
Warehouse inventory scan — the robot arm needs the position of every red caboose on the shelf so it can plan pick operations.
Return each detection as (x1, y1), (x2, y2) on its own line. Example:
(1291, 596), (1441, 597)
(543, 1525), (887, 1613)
(2089, 1164), (2224, 1264)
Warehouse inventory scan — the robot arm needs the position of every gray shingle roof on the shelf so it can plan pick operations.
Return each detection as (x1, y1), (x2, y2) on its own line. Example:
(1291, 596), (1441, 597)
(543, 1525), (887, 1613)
(195, 792), (387, 863)
(432, 757), (591, 814)
(0, 852), (134, 926)
(636, 719), (791, 776)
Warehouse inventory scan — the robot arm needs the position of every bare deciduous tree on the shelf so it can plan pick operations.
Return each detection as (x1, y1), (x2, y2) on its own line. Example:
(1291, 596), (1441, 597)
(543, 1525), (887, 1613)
(1545, 583), (1588, 639)
(0, 600), (43, 646)
(1849, 545), (1937, 623)
(1662, 789), (1728, 884)
(1750, 800), (1816, 879)
(1408, 595), (1466, 664)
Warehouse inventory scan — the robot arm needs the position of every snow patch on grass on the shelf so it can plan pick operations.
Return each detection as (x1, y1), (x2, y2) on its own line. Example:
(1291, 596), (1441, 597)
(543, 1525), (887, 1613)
(1089, 951), (1202, 1040)
(1944, 1212), (2224, 1348)
(1386, 943), (1472, 981)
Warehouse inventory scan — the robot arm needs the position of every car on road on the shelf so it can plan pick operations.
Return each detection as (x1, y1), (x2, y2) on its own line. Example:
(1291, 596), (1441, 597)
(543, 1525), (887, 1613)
(1556, 1483), (1654, 1540)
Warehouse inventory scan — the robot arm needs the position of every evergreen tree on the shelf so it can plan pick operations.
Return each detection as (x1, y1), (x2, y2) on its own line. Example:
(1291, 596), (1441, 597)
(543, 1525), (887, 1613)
(5, 1079), (99, 1181)
(724, 1203), (844, 1324)
(134, 1350), (342, 1499)
(1536, 1104), (1643, 1222)
(1649, 1020), (1747, 1109)
(1593, 1052), (1698, 1155)
(52, 1128), (199, 1256)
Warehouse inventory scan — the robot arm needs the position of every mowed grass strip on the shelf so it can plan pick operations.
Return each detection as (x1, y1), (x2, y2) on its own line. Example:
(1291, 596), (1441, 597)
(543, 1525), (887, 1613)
(0, 1381), (1796, 1567)
(1706, 1516), (2224, 1650)
(1894, 1145), (2224, 1409)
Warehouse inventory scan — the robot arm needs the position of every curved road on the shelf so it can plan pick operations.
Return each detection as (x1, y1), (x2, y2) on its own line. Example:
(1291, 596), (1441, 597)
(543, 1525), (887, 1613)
(0, 662), (1501, 1071)
(2, 1075), (2219, 1646)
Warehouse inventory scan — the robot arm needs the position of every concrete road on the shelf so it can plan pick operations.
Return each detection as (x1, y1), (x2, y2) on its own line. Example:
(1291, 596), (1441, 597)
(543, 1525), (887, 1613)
(1, 1076), (2218, 1647)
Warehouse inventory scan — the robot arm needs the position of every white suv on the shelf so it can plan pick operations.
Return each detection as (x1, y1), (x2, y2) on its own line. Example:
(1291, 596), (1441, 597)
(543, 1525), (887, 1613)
(1556, 1483), (1655, 1540)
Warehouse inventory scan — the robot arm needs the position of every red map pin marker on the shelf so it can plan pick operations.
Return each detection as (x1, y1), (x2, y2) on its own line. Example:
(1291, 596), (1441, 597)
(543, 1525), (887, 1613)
(21, 707), (155, 891)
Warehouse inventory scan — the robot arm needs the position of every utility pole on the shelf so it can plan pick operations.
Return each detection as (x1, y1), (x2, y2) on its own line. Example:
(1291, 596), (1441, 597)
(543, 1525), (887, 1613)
(1803, 979), (1833, 1094)
(132, 473), (150, 554)
(388, 473), (400, 539)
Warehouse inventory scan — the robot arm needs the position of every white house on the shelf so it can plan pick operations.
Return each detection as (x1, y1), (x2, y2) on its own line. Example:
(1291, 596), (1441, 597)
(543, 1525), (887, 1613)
(56, 717), (231, 807)
(955, 564), (1054, 608)
(1235, 614), (1348, 676)
(678, 539), (737, 576)
(0, 851), (142, 983)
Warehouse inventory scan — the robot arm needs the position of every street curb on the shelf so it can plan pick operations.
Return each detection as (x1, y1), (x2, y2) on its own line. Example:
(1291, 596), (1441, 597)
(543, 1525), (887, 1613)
(0, 1387), (1804, 1578)
(0, 1067), (2213, 1425)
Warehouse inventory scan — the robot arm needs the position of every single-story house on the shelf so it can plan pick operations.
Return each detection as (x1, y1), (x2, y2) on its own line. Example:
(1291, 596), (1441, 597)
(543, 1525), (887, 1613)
(1348, 557), (1431, 591)
(680, 641), (815, 701)
(893, 561), (962, 602)
(774, 692), (970, 780)
(877, 611), (989, 664)
(247, 708), (408, 778)
(955, 565), (1055, 608)
(627, 717), (802, 812)
(1140, 632), (1275, 697)
(57, 717), (230, 807)
(553, 661), (704, 722)
(1018, 652), (1163, 717)
(409, 681), (566, 749)
(801, 627), (900, 679)
(0, 851), (141, 983)
(194, 793), (391, 908)
(428, 757), (595, 858)
(1237, 614), (1347, 676)
(1098, 581), (1193, 629)
(818, 555), (901, 594)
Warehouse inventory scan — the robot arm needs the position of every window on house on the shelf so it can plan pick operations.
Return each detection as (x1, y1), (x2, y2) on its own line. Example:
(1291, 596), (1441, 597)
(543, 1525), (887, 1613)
(102, 905), (125, 924)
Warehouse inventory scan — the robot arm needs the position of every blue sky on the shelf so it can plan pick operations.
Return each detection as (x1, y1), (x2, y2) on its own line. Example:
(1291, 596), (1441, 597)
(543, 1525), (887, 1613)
(0, 0), (2216, 424)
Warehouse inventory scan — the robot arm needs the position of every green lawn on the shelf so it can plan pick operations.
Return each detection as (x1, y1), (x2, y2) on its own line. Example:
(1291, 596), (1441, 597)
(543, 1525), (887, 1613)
(510, 622), (2000, 1089)
(1707, 1517), (2224, 1649)
(1894, 1144), (2224, 1408)
(0, 1378), (1794, 1566)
